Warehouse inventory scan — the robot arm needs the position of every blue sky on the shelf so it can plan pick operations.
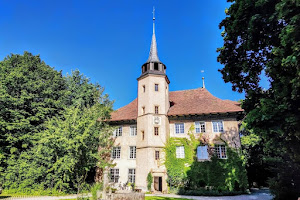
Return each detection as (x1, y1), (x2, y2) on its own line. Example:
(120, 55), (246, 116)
(0, 0), (252, 109)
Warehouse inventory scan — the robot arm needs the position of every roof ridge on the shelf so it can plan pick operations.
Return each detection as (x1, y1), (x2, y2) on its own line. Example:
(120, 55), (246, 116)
(170, 87), (206, 93)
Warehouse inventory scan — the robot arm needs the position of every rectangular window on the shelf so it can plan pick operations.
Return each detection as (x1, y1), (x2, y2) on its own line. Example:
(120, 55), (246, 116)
(142, 131), (145, 140)
(154, 127), (159, 136)
(215, 145), (227, 159)
(130, 125), (137, 136)
(113, 126), (122, 136)
(197, 146), (209, 160)
(155, 106), (159, 114)
(175, 123), (184, 134)
(128, 169), (136, 183)
(110, 168), (119, 183)
(195, 121), (206, 133)
(155, 84), (159, 91)
(112, 147), (121, 159)
(129, 146), (136, 159)
(176, 146), (185, 158)
(143, 85), (145, 93)
(155, 151), (160, 160)
(212, 121), (224, 132)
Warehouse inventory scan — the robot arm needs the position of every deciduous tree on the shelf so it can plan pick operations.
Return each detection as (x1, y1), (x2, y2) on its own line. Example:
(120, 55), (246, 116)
(217, 0), (299, 199)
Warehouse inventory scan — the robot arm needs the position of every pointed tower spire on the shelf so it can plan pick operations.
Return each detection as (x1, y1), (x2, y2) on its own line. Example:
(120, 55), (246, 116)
(146, 6), (161, 63)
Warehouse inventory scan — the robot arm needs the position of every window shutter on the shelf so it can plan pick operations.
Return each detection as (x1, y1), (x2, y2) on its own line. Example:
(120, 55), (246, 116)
(197, 146), (208, 159)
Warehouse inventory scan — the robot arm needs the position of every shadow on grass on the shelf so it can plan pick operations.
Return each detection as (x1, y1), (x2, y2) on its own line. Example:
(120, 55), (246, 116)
(0, 196), (12, 199)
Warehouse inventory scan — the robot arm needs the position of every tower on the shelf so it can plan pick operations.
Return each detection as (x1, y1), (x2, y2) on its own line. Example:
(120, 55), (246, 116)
(135, 7), (170, 192)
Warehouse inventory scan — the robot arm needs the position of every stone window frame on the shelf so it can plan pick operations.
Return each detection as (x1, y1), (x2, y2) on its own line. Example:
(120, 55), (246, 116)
(113, 126), (122, 137)
(155, 84), (159, 91)
(154, 106), (159, 114)
(155, 150), (160, 160)
(176, 146), (185, 158)
(215, 145), (227, 159)
(128, 168), (136, 183)
(129, 146), (136, 159)
(110, 168), (119, 183)
(130, 125), (137, 136)
(212, 120), (224, 133)
(175, 123), (184, 134)
(112, 147), (121, 159)
(154, 127), (159, 136)
(195, 121), (206, 133)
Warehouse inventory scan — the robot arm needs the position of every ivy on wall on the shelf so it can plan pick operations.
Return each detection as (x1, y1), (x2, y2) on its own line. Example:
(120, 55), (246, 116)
(164, 126), (248, 192)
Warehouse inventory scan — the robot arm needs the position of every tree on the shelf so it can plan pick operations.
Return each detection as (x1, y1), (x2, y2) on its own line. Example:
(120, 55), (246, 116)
(0, 52), (114, 193)
(0, 52), (67, 183)
(240, 122), (272, 187)
(217, 0), (299, 199)
(64, 70), (108, 108)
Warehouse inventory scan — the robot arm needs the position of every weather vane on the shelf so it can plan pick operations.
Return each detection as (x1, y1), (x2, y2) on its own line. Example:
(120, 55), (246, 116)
(153, 6), (155, 20)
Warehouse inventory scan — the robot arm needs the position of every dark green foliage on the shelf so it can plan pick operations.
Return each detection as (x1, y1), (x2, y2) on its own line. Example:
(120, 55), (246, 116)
(217, 0), (300, 199)
(164, 136), (248, 194)
(0, 51), (67, 150)
(0, 52), (114, 194)
(240, 124), (273, 187)
(64, 70), (109, 108)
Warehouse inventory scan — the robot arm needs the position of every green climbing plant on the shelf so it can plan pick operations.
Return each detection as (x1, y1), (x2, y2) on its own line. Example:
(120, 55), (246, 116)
(147, 172), (153, 191)
(164, 126), (248, 193)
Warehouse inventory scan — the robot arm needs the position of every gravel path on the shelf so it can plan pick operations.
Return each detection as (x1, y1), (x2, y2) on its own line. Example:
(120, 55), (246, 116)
(1, 189), (273, 200)
(146, 189), (273, 200)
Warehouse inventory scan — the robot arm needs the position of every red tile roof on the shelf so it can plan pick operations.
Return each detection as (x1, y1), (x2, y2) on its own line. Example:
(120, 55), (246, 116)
(109, 88), (243, 121)
(110, 98), (138, 121)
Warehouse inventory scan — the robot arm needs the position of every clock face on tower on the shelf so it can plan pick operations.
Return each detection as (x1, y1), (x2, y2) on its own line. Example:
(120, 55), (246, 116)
(153, 116), (161, 125)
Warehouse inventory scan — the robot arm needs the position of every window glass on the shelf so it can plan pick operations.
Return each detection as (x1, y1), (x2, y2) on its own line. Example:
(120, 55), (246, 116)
(212, 121), (224, 132)
(155, 151), (160, 160)
(112, 147), (121, 159)
(110, 168), (119, 183)
(128, 169), (135, 183)
(176, 146), (185, 158)
(155, 106), (159, 114)
(175, 123), (184, 134)
(195, 121), (206, 133)
(155, 84), (159, 91)
(215, 145), (227, 159)
(129, 146), (136, 159)
(130, 125), (137, 136)
(113, 126), (122, 136)
(154, 127), (159, 136)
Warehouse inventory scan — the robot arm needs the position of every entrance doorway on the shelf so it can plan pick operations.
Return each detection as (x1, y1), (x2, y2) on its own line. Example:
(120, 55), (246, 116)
(154, 176), (162, 192)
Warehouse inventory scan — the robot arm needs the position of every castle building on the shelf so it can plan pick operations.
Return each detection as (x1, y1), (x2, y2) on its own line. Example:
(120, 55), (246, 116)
(108, 9), (243, 192)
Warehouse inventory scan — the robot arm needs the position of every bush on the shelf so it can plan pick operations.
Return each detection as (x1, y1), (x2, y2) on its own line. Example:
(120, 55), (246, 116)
(91, 183), (103, 200)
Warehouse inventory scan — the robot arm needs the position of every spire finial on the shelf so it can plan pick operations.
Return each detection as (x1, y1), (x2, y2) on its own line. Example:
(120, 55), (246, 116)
(153, 6), (155, 20)
(201, 70), (205, 88)
(146, 6), (160, 63)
